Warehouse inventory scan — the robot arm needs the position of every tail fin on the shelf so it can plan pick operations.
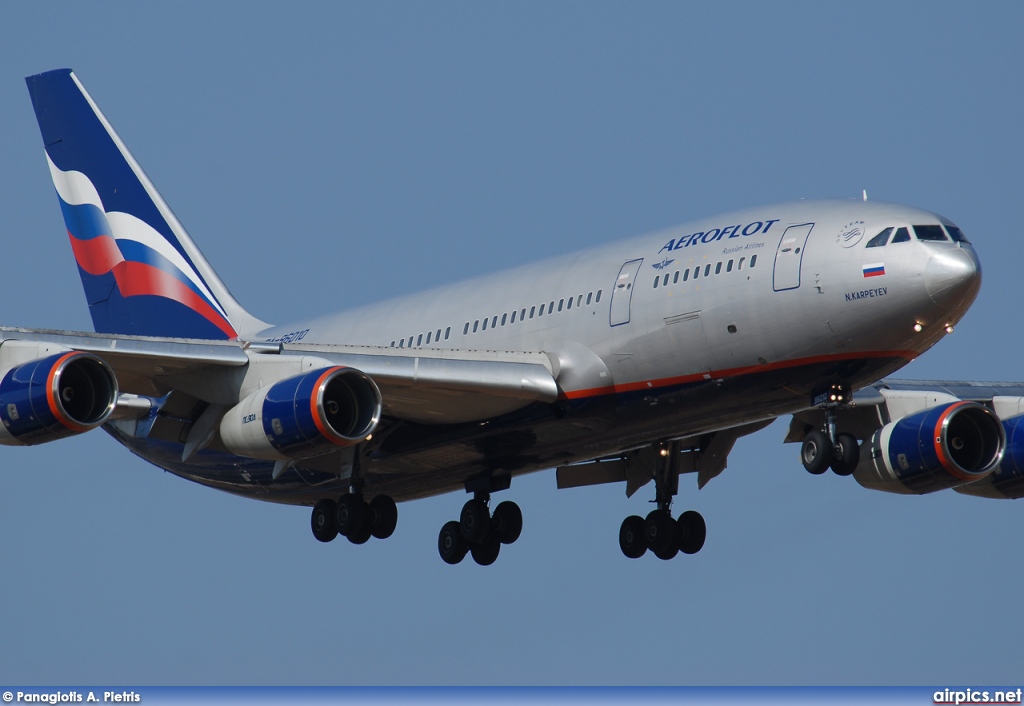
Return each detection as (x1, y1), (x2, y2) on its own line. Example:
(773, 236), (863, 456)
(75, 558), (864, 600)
(25, 69), (267, 340)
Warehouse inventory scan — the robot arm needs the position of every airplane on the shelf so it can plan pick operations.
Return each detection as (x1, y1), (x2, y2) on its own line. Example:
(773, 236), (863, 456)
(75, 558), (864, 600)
(7, 67), (1020, 567)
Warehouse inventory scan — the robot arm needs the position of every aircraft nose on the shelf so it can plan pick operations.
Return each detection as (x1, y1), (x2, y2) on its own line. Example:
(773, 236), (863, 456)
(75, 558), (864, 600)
(924, 246), (981, 308)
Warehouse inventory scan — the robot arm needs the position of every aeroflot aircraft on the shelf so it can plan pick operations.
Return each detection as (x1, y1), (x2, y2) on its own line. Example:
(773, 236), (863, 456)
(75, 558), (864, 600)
(9, 68), (1021, 566)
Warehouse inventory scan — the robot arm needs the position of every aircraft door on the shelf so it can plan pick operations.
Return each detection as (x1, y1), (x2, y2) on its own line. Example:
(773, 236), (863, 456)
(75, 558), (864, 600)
(772, 223), (813, 292)
(609, 258), (643, 326)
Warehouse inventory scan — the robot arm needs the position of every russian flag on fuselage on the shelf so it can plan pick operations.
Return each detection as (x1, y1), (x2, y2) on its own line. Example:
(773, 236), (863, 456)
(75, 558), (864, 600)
(863, 263), (885, 278)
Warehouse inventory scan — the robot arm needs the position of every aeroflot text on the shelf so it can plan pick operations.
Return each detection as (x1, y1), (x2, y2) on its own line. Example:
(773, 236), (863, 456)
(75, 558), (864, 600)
(659, 219), (780, 253)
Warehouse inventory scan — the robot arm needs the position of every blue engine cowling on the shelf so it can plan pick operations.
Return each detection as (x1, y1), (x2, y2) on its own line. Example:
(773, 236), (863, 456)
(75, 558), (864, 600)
(219, 366), (382, 461)
(0, 351), (118, 446)
(955, 414), (1024, 499)
(853, 401), (1005, 495)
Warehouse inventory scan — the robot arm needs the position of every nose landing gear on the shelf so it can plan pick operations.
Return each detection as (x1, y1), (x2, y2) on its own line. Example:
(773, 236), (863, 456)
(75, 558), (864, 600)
(800, 383), (860, 476)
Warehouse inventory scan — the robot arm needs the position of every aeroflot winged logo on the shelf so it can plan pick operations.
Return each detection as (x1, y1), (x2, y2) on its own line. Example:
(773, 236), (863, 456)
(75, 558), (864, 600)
(48, 155), (237, 338)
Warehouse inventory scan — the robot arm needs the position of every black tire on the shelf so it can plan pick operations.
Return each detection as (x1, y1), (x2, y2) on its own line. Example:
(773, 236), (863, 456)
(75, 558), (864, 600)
(644, 509), (676, 554)
(470, 534), (501, 566)
(492, 501), (523, 545)
(460, 498), (491, 544)
(310, 499), (338, 543)
(654, 543), (679, 561)
(831, 433), (860, 476)
(347, 522), (373, 545)
(369, 495), (398, 539)
(801, 429), (832, 475)
(677, 510), (707, 555)
(335, 494), (368, 537)
(438, 520), (468, 565)
(619, 515), (647, 559)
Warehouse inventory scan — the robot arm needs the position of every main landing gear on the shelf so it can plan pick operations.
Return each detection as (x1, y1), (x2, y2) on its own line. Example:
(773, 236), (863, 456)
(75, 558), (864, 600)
(800, 383), (860, 477)
(618, 440), (706, 560)
(310, 494), (398, 544)
(437, 493), (523, 566)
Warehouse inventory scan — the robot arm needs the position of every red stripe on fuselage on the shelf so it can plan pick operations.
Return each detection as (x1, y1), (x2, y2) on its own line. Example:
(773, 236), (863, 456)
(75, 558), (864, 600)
(560, 349), (919, 401)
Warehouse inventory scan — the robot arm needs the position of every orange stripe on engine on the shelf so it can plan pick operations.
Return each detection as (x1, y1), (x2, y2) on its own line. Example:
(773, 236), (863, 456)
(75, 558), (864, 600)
(933, 401), (975, 482)
(45, 352), (91, 433)
(310, 367), (351, 446)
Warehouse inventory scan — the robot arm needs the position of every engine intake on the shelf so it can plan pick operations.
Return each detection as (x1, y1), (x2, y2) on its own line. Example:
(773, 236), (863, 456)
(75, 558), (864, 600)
(0, 351), (118, 446)
(220, 366), (382, 461)
(854, 401), (1005, 495)
(956, 415), (1024, 499)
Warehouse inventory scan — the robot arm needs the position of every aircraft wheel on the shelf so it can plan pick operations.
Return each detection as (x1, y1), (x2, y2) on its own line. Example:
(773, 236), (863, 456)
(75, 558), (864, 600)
(677, 510), (706, 555)
(310, 499), (338, 543)
(438, 521), (468, 565)
(654, 543), (679, 560)
(460, 498), (491, 544)
(347, 523), (373, 545)
(370, 495), (398, 539)
(645, 509), (676, 554)
(335, 494), (368, 537)
(492, 501), (523, 545)
(801, 429), (832, 475)
(830, 433), (859, 476)
(619, 515), (647, 558)
(470, 534), (501, 566)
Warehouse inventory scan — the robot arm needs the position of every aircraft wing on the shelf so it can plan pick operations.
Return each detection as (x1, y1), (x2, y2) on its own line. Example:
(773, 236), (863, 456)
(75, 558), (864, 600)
(0, 327), (559, 425)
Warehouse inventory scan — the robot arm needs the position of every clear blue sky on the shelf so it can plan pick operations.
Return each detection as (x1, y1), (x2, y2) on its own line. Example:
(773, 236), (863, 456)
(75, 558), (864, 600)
(1, 1), (1022, 686)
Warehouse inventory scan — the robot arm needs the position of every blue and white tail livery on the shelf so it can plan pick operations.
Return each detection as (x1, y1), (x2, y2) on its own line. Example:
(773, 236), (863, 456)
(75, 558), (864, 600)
(26, 69), (264, 340)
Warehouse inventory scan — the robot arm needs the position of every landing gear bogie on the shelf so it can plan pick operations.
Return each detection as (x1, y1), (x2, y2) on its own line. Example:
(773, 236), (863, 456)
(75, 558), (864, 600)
(309, 492), (398, 546)
(438, 494), (522, 565)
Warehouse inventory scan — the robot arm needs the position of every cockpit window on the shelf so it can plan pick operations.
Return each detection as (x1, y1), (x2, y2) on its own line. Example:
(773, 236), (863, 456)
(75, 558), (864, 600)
(891, 227), (911, 243)
(946, 225), (970, 243)
(865, 227), (893, 248)
(914, 225), (950, 242)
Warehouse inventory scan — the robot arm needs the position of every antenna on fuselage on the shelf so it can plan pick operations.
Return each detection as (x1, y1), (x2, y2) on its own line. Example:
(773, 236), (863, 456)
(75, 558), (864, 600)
(862, 189), (868, 201)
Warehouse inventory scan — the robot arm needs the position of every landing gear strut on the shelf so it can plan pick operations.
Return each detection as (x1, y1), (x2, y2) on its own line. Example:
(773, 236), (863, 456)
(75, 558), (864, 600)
(800, 383), (860, 476)
(618, 440), (706, 560)
(438, 492), (523, 566)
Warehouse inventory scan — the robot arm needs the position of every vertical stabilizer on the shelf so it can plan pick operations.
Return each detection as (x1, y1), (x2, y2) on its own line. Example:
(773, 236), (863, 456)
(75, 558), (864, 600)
(26, 69), (268, 340)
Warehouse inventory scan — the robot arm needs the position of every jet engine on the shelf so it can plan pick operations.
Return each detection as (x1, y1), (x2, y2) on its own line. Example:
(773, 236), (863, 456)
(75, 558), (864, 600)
(220, 366), (382, 461)
(955, 414), (1024, 499)
(853, 401), (1005, 495)
(0, 351), (118, 445)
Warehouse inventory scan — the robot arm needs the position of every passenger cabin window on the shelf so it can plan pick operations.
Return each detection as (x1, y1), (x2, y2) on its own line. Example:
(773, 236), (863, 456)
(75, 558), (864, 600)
(750, 254), (757, 267)
(866, 227), (893, 248)
(596, 290), (603, 303)
(726, 260), (733, 272)
(501, 313), (507, 326)
(445, 327), (451, 340)
(586, 293), (592, 305)
(417, 334), (423, 346)
(715, 262), (722, 275)
(892, 227), (911, 243)
(683, 269), (689, 282)
(426, 332), (432, 344)
(914, 225), (949, 242)
(704, 264), (711, 277)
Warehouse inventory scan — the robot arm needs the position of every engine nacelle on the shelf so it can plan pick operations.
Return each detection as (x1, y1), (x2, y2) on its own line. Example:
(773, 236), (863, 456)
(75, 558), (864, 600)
(955, 414), (1024, 499)
(219, 366), (382, 461)
(854, 401), (1005, 495)
(0, 351), (118, 446)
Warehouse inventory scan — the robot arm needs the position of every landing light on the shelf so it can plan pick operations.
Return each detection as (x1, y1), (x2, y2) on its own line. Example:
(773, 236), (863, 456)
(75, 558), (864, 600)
(913, 323), (924, 333)
(660, 448), (669, 457)
(945, 325), (954, 334)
